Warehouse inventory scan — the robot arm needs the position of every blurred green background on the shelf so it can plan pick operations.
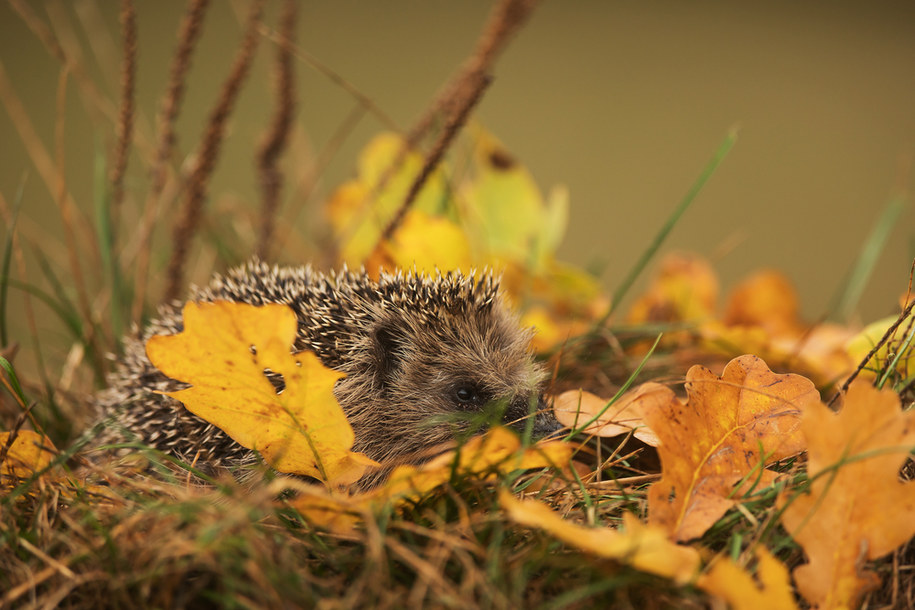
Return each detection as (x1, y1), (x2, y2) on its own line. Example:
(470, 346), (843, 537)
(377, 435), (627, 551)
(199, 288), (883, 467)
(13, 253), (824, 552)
(1, 0), (913, 333)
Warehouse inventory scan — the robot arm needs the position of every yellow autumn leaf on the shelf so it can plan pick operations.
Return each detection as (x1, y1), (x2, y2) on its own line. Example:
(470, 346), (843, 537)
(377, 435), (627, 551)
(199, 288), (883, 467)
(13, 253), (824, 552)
(374, 426), (571, 505)
(288, 490), (364, 536)
(697, 548), (799, 610)
(365, 210), (472, 277)
(0, 430), (58, 485)
(778, 380), (915, 609)
(146, 301), (377, 486)
(462, 129), (565, 269)
(326, 132), (450, 265)
(288, 427), (571, 533)
(506, 260), (607, 353)
(500, 491), (701, 585)
(645, 354), (816, 541)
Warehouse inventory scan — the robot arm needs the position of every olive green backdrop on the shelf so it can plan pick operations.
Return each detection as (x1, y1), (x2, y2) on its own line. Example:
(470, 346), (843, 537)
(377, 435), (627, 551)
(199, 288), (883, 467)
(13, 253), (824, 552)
(1, 0), (913, 328)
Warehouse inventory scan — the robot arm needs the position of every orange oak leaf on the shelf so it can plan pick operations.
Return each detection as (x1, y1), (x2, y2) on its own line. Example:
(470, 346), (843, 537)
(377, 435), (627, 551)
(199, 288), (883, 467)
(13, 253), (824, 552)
(501, 490), (701, 585)
(552, 386), (662, 446)
(146, 301), (377, 486)
(627, 252), (719, 326)
(645, 354), (817, 541)
(697, 547), (799, 610)
(778, 380), (915, 609)
(722, 269), (802, 336)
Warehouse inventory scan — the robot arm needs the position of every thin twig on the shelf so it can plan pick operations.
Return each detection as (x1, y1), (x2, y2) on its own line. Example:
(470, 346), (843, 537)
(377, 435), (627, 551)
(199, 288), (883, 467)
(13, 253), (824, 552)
(133, 0), (211, 321)
(828, 283), (915, 407)
(164, 0), (265, 302)
(347, 0), (539, 251)
(109, 0), (137, 225)
(256, 0), (297, 260)
(257, 23), (399, 132)
(407, 0), (538, 146)
(378, 74), (491, 245)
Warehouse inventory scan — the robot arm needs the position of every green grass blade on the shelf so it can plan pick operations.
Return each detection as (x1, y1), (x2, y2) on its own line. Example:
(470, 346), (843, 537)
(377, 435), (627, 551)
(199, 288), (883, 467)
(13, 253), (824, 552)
(832, 195), (908, 321)
(30, 249), (106, 384)
(1, 277), (85, 343)
(31, 248), (84, 339)
(603, 128), (738, 323)
(94, 141), (125, 341)
(0, 355), (27, 405)
(0, 177), (26, 347)
(563, 333), (663, 440)
(877, 311), (915, 389)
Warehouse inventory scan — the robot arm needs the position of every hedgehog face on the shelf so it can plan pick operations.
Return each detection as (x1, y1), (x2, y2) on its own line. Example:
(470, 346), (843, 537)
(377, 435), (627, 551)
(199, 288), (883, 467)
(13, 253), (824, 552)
(344, 303), (558, 464)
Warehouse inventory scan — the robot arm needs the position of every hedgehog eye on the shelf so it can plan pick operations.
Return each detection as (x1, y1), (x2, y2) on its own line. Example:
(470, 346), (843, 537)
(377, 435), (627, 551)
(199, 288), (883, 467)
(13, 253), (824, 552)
(455, 385), (480, 404)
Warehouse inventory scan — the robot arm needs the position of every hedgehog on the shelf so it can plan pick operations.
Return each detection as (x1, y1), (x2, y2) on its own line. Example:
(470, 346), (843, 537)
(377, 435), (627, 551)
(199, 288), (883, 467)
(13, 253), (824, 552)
(94, 258), (559, 487)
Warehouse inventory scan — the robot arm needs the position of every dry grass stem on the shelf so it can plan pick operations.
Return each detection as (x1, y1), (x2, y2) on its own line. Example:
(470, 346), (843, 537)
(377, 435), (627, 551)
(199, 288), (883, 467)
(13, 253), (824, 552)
(828, 290), (915, 406)
(350, 0), (538, 251)
(133, 0), (211, 321)
(53, 67), (103, 366)
(258, 23), (399, 132)
(7, 0), (115, 124)
(164, 0), (265, 302)
(255, 0), (297, 260)
(109, 0), (136, 226)
(0, 62), (94, 255)
(407, 0), (539, 146)
(379, 74), (491, 244)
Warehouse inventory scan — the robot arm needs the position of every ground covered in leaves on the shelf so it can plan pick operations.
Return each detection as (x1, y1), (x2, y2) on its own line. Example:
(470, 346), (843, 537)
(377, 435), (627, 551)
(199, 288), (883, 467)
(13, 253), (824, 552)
(2, 1), (914, 608)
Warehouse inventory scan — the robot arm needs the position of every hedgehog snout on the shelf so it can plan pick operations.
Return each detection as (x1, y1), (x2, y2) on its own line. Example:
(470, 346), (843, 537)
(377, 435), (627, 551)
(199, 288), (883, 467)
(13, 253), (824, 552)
(505, 393), (562, 439)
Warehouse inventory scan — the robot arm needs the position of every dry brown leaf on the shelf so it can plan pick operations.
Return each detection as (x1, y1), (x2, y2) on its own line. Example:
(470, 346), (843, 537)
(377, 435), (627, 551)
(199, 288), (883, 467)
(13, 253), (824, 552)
(645, 354), (816, 541)
(778, 380), (915, 609)
(697, 547), (799, 610)
(501, 490), (701, 585)
(552, 386), (662, 446)
(146, 301), (377, 486)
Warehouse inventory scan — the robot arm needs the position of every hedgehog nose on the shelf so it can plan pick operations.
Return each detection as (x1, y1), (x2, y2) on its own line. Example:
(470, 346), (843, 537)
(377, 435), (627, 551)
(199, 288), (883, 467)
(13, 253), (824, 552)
(532, 395), (563, 439)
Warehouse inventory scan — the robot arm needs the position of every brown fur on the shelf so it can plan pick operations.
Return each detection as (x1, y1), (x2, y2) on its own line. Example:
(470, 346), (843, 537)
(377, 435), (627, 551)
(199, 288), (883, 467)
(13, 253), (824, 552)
(93, 259), (557, 486)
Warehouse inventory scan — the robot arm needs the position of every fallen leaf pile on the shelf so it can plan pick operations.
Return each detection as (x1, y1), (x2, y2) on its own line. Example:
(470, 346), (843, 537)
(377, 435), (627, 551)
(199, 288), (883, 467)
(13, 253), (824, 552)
(126, 299), (915, 608)
(4, 129), (913, 609)
(628, 253), (861, 387)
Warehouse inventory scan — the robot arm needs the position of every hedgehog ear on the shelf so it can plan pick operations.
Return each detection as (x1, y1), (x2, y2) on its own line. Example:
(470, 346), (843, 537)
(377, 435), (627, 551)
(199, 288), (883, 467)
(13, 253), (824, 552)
(371, 320), (405, 390)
